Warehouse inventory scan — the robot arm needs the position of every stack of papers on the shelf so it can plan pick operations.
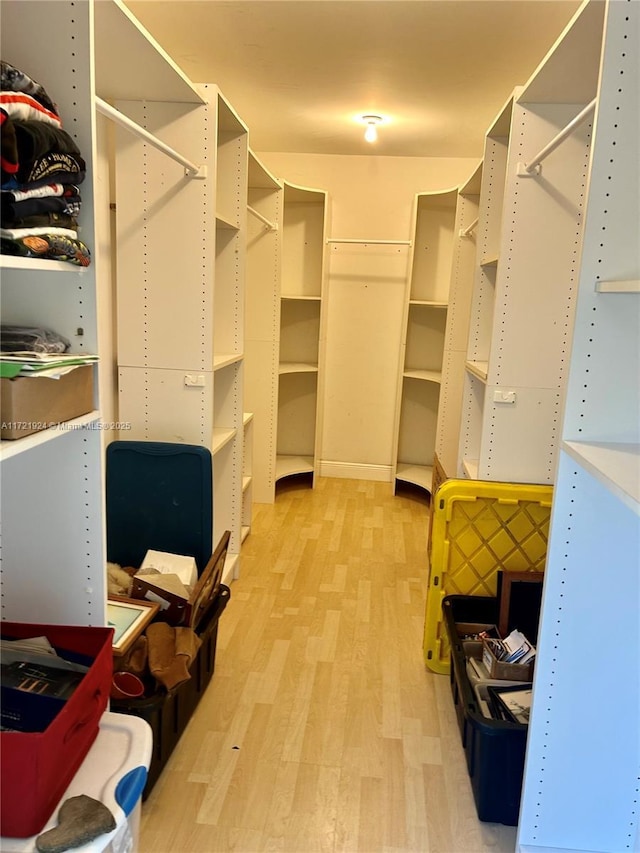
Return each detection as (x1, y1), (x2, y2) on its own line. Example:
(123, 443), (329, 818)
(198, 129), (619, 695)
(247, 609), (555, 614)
(0, 351), (98, 379)
(489, 629), (536, 665)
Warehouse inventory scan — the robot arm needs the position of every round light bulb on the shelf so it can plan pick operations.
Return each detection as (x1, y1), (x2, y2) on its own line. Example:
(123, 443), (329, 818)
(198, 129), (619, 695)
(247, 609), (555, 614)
(364, 123), (378, 143)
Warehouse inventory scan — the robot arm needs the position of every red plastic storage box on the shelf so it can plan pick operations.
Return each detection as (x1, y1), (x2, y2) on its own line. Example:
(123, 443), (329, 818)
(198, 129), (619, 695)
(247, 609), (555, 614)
(0, 622), (113, 838)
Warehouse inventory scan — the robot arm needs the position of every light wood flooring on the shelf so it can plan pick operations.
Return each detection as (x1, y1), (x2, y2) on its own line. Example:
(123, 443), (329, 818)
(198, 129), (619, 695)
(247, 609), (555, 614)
(139, 477), (517, 853)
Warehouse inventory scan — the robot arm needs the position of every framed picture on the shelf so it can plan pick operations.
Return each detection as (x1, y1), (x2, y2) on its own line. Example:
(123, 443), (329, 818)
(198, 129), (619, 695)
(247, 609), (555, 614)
(107, 596), (160, 656)
(189, 530), (230, 630)
(497, 570), (545, 639)
(488, 684), (533, 725)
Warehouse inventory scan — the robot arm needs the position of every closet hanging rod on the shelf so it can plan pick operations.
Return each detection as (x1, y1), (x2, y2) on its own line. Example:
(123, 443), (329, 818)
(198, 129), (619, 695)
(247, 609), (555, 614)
(247, 205), (277, 230)
(95, 97), (207, 179)
(518, 98), (597, 176)
(459, 217), (479, 238)
(327, 238), (412, 246)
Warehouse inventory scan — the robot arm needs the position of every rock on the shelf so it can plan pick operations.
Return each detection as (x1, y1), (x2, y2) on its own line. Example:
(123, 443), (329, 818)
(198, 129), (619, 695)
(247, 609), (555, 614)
(35, 795), (116, 853)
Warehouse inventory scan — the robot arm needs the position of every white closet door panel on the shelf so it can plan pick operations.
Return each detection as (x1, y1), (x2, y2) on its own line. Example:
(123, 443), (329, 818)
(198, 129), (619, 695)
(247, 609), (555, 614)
(491, 104), (591, 389)
(435, 348), (467, 476)
(244, 339), (278, 503)
(115, 101), (213, 370)
(1, 270), (99, 353)
(323, 243), (407, 465)
(118, 366), (213, 444)
(519, 452), (639, 851)
(277, 372), (317, 458)
(480, 386), (560, 483)
(1, 429), (105, 624)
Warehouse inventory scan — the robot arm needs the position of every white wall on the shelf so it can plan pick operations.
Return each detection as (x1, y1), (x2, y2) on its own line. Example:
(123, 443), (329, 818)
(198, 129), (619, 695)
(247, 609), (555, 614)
(260, 153), (477, 481)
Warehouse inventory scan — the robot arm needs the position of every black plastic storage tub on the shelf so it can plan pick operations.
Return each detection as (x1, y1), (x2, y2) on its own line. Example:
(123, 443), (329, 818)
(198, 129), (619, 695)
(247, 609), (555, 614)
(111, 584), (230, 797)
(442, 594), (529, 826)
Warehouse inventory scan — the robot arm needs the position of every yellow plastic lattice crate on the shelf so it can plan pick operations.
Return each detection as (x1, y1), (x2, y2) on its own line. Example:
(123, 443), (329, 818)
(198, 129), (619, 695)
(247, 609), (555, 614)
(423, 479), (552, 674)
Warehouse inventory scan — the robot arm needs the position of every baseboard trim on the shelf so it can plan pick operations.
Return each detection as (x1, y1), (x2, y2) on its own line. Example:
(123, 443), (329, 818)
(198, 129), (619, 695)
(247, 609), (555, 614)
(318, 461), (392, 482)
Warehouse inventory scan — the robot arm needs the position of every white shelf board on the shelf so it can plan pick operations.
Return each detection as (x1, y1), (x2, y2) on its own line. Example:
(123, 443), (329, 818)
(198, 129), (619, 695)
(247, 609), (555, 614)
(275, 454), (314, 480)
(278, 362), (319, 375)
(243, 475), (252, 492)
(241, 525), (251, 542)
(0, 255), (89, 274)
(212, 427), (236, 456)
(465, 360), (489, 382)
(0, 411), (101, 461)
(216, 213), (240, 231)
(409, 300), (448, 309)
(594, 279), (640, 293)
(213, 353), (243, 371)
(94, 0), (205, 103)
(248, 148), (281, 190)
(403, 369), (442, 384)
(281, 294), (321, 301)
(480, 255), (499, 268)
(462, 458), (479, 479)
(563, 441), (640, 517)
(243, 412), (254, 427)
(396, 463), (434, 492)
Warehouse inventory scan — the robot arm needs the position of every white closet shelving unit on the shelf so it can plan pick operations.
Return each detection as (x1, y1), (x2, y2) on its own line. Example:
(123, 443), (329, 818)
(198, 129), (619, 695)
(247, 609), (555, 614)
(276, 182), (329, 485)
(0, 1), (104, 626)
(244, 151), (282, 504)
(433, 163), (482, 490)
(518, 1), (639, 850)
(458, 64), (595, 484)
(393, 189), (457, 494)
(110, 36), (248, 581)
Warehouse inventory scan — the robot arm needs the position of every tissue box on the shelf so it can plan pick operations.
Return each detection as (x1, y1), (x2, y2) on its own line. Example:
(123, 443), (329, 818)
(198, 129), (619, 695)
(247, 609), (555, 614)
(132, 532), (230, 629)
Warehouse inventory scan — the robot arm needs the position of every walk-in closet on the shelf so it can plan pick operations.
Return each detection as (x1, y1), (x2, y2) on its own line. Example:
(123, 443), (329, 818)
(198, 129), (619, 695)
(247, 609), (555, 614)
(1, 1), (638, 851)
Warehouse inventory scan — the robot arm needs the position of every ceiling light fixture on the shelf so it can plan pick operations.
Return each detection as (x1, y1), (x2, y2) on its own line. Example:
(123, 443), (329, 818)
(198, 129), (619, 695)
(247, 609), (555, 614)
(360, 114), (384, 144)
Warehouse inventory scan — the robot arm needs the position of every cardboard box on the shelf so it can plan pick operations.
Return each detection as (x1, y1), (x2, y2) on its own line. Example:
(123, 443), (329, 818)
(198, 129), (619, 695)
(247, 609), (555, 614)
(1, 621), (113, 837)
(481, 637), (534, 682)
(0, 365), (94, 440)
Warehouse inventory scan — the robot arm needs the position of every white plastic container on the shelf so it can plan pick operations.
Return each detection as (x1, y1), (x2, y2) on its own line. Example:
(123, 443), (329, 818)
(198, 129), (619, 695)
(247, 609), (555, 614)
(2, 712), (152, 853)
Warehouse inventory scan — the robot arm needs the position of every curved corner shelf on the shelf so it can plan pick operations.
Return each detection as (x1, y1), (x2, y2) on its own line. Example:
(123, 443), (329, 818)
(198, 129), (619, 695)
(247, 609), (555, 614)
(275, 454), (314, 481)
(403, 369), (442, 384)
(279, 362), (318, 375)
(395, 463), (434, 493)
(281, 294), (321, 301)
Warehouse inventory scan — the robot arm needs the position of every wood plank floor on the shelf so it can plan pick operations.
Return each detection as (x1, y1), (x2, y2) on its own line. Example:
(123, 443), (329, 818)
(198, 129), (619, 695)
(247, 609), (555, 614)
(139, 477), (517, 853)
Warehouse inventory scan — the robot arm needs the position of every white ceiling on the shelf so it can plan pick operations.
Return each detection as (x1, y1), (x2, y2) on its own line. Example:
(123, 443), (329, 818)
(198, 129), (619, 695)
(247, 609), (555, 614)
(125, 0), (583, 159)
